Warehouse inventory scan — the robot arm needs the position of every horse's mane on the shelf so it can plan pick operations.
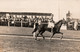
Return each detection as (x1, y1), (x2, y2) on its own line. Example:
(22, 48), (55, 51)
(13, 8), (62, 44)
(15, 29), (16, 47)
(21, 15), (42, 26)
(55, 20), (62, 25)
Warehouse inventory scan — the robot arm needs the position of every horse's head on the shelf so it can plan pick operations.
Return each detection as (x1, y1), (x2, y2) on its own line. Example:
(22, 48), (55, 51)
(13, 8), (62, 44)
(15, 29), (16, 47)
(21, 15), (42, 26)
(61, 18), (67, 25)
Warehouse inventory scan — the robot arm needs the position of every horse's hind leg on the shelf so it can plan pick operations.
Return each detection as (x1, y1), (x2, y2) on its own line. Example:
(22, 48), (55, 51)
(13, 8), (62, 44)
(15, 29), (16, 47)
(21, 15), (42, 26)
(40, 31), (45, 40)
(32, 27), (37, 34)
(35, 32), (39, 40)
(35, 31), (41, 40)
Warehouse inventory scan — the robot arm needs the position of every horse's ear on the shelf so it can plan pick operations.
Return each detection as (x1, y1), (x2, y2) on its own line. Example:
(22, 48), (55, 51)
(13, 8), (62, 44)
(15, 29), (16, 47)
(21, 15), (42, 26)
(63, 18), (65, 20)
(62, 18), (67, 25)
(63, 18), (66, 21)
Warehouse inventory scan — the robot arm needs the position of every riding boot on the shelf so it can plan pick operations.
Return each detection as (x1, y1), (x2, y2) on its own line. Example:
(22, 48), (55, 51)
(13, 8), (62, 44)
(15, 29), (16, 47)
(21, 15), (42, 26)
(51, 27), (53, 33)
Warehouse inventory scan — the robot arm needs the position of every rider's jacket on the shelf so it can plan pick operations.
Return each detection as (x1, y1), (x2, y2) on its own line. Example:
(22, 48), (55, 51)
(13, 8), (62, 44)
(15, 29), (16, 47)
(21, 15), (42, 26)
(48, 20), (55, 28)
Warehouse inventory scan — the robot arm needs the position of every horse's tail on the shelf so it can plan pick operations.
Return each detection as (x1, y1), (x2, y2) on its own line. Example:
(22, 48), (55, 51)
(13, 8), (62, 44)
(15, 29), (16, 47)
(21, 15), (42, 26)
(32, 23), (38, 34)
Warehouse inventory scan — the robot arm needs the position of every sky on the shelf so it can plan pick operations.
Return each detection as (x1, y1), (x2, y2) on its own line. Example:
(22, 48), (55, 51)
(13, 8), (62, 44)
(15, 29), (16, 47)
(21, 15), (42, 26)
(0, 0), (80, 22)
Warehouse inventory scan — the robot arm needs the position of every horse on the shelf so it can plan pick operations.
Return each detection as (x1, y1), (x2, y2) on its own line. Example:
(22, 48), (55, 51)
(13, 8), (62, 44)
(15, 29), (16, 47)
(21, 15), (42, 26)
(32, 18), (66, 40)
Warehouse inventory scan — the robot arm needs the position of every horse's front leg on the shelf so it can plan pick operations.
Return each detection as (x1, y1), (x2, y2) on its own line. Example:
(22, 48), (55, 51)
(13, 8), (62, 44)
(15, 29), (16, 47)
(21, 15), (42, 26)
(50, 33), (55, 40)
(59, 32), (63, 39)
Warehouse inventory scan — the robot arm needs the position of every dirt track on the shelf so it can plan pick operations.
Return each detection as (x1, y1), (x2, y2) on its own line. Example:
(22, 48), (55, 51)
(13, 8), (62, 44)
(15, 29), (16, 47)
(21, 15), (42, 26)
(0, 26), (80, 52)
(0, 35), (80, 52)
(0, 26), (80, 39)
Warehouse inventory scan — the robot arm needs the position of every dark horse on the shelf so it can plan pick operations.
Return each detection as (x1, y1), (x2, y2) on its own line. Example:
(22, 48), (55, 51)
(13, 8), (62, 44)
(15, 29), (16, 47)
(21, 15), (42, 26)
(32, 19), (66, 40)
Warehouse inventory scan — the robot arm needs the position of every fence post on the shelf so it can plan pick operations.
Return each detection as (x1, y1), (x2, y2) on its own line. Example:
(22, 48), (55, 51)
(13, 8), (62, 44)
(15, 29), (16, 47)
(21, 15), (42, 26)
(6, 13), (10, 26)
(8, 20), (10, 26)
(21, 20), (23, 27)
(33, 23), (36, 38)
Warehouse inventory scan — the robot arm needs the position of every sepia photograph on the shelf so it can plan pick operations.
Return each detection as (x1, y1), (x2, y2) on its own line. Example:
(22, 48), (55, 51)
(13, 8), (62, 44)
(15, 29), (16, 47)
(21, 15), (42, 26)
(0, 0), (80, 52)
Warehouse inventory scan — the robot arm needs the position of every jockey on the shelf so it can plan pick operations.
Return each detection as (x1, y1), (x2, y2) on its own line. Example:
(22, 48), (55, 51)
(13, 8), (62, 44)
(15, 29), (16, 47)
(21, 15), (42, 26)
(48, 19), (55, 28)
(48, 19), (55, 32)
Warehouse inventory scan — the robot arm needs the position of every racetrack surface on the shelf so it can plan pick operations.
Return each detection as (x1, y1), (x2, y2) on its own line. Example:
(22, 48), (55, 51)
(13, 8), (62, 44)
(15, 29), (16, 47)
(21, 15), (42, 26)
(0, 35), (80, 52)
(0, 26), (80, 39)
(0, 26), (80, 52)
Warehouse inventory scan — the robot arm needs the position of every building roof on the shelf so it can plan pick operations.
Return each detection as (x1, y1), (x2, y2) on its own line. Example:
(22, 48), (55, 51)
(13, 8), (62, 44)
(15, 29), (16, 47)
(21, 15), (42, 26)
(0, 12), (53, 16)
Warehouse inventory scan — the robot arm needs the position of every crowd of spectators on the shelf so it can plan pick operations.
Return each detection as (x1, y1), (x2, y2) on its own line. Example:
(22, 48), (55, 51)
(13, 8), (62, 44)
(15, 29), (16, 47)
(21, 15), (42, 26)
(0, 14), (53, 27)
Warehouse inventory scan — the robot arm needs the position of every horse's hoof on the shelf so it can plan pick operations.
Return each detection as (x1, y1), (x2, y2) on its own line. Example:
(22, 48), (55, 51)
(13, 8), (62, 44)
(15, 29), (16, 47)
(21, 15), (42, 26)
(43, 38), (45, 40)
(38, 39), (41, 41)
(61, 38), (62, 40)
(32, 32), (33, 34)
(50, 38), (52, 40)
(60, 37), (63, 39)
(35, 38), (37, 40)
